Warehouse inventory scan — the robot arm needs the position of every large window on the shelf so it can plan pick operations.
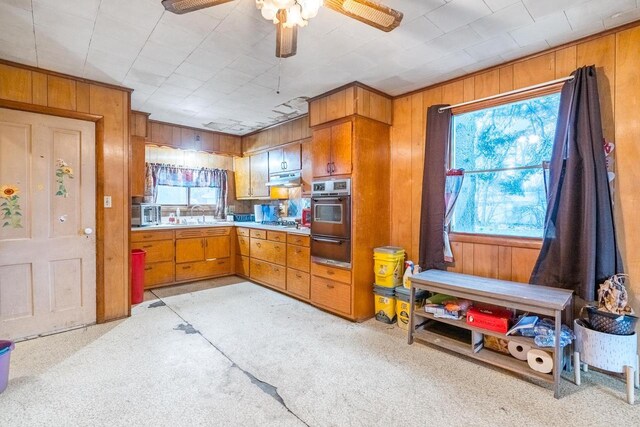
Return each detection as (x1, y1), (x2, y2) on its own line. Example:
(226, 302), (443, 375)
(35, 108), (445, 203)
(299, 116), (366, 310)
(451, 92), (561, 238)
(155, 185), (220, 206)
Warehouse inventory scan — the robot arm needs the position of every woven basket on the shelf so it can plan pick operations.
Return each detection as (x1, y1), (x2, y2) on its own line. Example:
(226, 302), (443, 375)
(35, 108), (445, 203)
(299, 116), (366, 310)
(586, 307), (638, 335)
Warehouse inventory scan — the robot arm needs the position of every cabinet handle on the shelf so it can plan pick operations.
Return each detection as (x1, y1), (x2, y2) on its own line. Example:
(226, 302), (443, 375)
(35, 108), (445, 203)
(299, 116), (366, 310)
(206, 258), (218, 261)
(142, 245), (152, 249)
(326, 284), (334, 289)
(182, 266), (191, 269)
(218, 261), (225, 265)
(327, 270), (334, 276)
(284, 161), (288, 170)
(331, 162), (336, 173)
(281, 161), (285, 170)
(256, 242), (261, 248)
(144, 266), (152, 271)
(295, 249), (301, 254)
(326, 163), (330, 173)
(296, 273), (302, 278)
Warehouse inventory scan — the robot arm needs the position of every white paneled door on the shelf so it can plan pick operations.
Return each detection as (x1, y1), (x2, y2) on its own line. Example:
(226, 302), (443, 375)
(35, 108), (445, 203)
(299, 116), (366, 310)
(0, 108), (96, 341)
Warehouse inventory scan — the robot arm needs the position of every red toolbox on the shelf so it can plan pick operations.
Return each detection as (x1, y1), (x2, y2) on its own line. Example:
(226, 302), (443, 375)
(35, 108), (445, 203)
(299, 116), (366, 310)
(466, 306), (513, 334)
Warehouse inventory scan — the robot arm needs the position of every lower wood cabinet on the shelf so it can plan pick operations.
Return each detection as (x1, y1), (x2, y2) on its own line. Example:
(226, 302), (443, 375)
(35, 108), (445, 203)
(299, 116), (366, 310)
(287, 268), (310, 299)
(236, 255), (250, 278)
(250, 258), (286, 290)
(310, 275), (351, 315)
(175, 258), (230, 282)
(132, 230), (175, 288)
(250, 238), (286, 265)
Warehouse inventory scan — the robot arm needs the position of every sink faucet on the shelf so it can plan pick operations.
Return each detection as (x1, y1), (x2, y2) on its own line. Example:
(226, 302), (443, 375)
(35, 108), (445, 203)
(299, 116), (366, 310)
(190, 205), (205, 223)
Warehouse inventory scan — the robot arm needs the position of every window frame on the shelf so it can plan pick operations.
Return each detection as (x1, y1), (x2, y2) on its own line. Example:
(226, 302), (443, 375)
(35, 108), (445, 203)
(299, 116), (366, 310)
(447, 83), (562, 245)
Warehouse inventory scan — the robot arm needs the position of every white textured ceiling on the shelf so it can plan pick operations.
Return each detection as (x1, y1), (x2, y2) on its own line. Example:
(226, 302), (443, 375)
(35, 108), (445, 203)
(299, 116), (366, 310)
(1, 0), (639, 134)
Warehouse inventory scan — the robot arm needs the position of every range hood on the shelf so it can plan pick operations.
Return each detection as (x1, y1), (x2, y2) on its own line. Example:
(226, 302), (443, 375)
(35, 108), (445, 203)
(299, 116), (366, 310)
(266, 171), (301, 188)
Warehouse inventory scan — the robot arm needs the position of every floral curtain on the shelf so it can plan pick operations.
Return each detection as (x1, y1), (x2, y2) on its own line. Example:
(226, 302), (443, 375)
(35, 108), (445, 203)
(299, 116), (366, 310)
(144, 163), (228, 218)
(444, 169), (464, 262)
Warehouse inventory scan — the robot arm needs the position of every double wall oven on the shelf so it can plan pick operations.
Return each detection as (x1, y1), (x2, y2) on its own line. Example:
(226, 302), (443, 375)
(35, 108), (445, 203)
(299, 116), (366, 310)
(310, 179), (351, 268)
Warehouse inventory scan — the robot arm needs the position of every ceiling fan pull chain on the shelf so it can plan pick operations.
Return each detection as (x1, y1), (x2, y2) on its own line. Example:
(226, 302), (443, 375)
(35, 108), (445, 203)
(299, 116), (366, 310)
(277, 58), (282, 94)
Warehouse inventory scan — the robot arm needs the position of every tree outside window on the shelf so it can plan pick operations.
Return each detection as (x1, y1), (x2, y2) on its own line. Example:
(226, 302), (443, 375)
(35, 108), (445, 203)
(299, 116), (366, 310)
(451, 93), (561, 238)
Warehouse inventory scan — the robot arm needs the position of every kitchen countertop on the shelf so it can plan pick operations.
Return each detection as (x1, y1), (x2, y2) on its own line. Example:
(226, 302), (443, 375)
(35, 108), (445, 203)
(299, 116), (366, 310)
(131, 221), (311, 235)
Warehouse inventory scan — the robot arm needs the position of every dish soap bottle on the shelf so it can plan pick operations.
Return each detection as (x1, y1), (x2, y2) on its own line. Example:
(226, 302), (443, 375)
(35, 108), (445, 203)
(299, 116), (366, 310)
(403, 261), (414, 288)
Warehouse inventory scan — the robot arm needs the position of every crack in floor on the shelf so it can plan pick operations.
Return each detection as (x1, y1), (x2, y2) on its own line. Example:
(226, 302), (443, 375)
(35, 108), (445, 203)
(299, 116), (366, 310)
(149, 290), (309, 426)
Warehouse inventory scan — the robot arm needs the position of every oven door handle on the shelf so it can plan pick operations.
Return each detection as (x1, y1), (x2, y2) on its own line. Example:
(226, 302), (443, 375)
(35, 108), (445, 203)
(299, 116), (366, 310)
(312, 198), (343, 202)
(312, 237), (344, 245)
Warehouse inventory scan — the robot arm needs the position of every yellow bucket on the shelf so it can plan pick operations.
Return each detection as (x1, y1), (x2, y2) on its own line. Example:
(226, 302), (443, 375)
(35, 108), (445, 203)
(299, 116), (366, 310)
(373, 285), (396, 324)
(395, 286), (427, 330)
(373, 246), (405, 288)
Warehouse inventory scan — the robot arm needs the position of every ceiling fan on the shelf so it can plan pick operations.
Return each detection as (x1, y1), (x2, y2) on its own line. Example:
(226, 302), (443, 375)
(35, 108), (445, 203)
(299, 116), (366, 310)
(161, 0), (403, 58)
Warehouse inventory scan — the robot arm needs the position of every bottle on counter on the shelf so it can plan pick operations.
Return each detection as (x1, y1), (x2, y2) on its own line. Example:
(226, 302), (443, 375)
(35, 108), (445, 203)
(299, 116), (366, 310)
(168, 213), (175, 224)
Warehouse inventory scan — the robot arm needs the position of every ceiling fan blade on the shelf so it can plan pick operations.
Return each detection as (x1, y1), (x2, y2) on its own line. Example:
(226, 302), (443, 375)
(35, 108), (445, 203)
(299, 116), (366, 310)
(161, 0), (234, 14)
(324, 0), (403, 32)
(276, 11), (298, 58)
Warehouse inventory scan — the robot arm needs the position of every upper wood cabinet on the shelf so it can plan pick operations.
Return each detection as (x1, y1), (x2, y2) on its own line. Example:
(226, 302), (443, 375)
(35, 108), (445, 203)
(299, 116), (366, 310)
(130, 136), (146, 197)
(308, 83), (392, 127)
(234, 152), (269, 199)
(242, 116), (311, 155)
(130, 111), (149, 138)
(312, 120), (352, 177)
(147, 120), (241, 155)
(268, 143), (302, 174)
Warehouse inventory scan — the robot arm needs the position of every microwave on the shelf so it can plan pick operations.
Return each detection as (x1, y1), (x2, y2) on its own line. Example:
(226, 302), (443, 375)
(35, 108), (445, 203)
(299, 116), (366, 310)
(132, 203), (161, 227)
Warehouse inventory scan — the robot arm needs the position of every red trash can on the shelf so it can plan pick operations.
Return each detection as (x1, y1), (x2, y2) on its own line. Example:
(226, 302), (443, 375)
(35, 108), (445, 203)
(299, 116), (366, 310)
(131, 249), (146, 305)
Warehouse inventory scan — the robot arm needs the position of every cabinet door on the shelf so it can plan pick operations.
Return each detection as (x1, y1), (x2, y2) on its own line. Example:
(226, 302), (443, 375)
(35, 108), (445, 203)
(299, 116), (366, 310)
(234, 156), (251, 198)
(301, 139), (312, 194)
(312, 127), (332, 178)
(205, 235), (230, 260)
(268, 148), (284, 174)
(150, 122), (173, 146)
(130, 136), (146, 197)
(250, 151), (269, 198)
(175, 238), (204, 263)
(283, 143), (301, 171)
(330, 121), (352, 176)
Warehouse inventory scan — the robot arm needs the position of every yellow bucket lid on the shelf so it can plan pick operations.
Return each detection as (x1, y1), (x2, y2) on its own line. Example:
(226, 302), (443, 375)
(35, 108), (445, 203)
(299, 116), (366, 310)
(374, 246), (405, 255)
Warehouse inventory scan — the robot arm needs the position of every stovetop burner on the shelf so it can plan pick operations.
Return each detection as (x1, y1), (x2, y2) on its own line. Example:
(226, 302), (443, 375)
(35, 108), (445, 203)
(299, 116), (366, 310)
(261, 220), (298, 228)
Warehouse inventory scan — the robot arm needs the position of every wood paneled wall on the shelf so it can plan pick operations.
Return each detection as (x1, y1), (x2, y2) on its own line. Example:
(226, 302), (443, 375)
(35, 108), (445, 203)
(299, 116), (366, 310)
(242, 115), (311, 154)
(390, 22), (640, 300)
(0, 60), (131, 322)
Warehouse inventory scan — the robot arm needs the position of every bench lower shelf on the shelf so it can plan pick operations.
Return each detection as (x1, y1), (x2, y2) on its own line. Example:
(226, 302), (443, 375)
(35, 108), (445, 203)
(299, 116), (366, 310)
(413, 324), (554, 384)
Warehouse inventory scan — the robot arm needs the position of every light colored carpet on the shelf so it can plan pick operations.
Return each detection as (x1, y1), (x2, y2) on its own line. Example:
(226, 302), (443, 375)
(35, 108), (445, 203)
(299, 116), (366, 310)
(1, 281), (638, 426)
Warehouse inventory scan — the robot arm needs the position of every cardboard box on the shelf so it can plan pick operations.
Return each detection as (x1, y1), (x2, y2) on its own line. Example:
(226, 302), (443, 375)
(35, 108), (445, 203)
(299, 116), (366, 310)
(466, 306), (512, 334)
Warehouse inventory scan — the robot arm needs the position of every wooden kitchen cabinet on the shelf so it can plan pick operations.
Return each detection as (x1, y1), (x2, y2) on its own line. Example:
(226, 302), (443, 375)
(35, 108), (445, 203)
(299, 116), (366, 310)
(250, 258), (286, 290)
(131, 229), (175, 288)
(174, 227), (231, 282)
(250, 238), (286, 266)
(268, 143), (301, 174)
(234, 152), (269, 199)
(287, 243), (310, 272)
(301, 139), (312, 194)
(312, 120), (352, 177)
(130, 135), (146, 197)
(286, 231), (311, 299)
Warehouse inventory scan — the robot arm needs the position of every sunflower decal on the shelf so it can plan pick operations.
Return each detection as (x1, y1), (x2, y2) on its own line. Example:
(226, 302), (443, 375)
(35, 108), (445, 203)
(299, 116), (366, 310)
(55, 159), (74, 197)
(1, 184), (22, 228)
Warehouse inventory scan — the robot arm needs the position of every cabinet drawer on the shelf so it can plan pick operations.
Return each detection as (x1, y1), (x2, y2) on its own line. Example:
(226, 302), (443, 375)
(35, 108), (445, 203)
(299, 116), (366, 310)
(236, 255), (250, 277)
(175, 227), (230, 239)
(287, 268), (310, 299)
(250, 239), (286, 265)
(131, 229), (174, 242)
(311, 262), (351, 284)
(250, 259), (286, 290)
(311, 276), (351, 315)
(175, 258), (230, 282)
(236, 235), (250, 256)
(267, 230), (286, 243)
(132, 239), (174, 263)
(287, 244), (310, 272)
(236, 227), (250, 237)
(287, 234), (310, 247)
(250, 229), (267, 239)
(144, 261), (174, 288)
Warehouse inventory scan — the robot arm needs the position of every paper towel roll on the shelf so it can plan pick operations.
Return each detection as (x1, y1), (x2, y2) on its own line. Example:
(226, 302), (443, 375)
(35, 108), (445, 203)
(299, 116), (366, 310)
(508, 341), (532, 361)
(527, 349), (553, 374)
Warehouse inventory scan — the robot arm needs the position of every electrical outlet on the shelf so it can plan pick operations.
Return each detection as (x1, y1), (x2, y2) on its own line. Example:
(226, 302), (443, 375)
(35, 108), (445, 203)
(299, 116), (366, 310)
(104, 196), (112, 208)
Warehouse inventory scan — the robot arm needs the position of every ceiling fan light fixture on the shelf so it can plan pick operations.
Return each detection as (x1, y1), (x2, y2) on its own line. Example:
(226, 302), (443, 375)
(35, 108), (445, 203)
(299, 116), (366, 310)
(162, 0), (234, 14)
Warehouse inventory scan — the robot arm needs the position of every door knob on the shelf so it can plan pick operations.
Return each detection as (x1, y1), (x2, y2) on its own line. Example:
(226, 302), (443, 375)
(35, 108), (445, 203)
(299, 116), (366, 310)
(84, 228), (93, 235)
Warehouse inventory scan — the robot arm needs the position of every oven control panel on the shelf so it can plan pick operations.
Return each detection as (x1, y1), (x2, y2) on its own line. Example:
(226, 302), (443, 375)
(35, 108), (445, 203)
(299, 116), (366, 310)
(311, 179), (351, 196)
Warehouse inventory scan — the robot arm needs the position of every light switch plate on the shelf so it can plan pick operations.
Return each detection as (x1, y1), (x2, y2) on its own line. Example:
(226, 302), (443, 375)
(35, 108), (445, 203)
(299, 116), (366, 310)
(104, 196), (112, 208)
